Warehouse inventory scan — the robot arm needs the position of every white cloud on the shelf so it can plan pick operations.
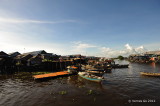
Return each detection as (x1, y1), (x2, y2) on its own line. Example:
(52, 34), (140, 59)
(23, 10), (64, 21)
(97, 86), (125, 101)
(0, 14), (79, 55)
(0, 17), (77, 24)
(0, 14), (78, 55)
(135, 46), (147, 53)
(70, 41), (97, 54)
(0, 32), (149, 57)
(69, 42), (148, 57)
(0, 12), (149, 57)
(0, 31), (69, 55)
(98, 44), (148, 58)
(125, 44), (133, 51)
(143, 42), (160, 51)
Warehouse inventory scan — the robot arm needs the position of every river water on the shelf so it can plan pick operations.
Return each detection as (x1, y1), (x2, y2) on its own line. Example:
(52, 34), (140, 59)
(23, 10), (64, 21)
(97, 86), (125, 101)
(0, 61), (160, 106)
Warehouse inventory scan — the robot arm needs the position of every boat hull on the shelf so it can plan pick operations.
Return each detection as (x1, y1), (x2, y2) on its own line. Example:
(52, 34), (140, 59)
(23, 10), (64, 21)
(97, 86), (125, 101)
(112, 64), (129, 68)
(78, 74), (102, 82)
(140, 72), (160, 77)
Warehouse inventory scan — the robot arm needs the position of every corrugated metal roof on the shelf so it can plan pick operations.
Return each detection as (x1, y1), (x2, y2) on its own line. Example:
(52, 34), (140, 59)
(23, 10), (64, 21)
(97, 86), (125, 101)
(9, 52), (21, 57)
(23, 50), (47, 56)
(0, 51), (8, 56)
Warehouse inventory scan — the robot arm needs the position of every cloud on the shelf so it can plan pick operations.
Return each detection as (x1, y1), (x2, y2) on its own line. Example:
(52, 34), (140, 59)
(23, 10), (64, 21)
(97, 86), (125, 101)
(0, 31), (70, 55)
(98, 44), (148, 58)
(125, 44), (133, 51)
(0, 33), (148, 57)
(135, 45), (147, 53)
(124, 44), (147, 54)
(71, 41), (97, 54)
(143, 42), (160, 51)
(70, 41), (148, 57)
(0, 16), (78, 55)
(0, 17), (77, 24)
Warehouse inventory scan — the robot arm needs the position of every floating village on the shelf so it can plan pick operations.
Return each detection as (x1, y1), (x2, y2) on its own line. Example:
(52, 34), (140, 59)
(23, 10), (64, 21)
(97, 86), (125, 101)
(1, 50), (160, 81)
(1, 0), (160, 105)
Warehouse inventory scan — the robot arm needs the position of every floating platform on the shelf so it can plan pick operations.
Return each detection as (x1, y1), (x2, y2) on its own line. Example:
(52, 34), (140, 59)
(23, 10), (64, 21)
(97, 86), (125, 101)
(33, 71), (71, 79)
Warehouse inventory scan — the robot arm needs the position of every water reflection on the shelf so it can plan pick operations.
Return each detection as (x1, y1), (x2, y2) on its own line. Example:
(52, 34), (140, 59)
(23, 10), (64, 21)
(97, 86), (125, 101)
(115, 59), (129, 64)
(128, 68), (133, 75)
(148, 62), (160, 73)
(67, 75), (104, 90)
(150, 62), (156, 68)
(0, 61), (160, 106)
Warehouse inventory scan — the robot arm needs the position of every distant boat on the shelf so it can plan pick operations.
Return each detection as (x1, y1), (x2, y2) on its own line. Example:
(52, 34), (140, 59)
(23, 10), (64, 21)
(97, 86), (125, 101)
(78, 72), (103, 82)
(85, 69), (105, 76)
(112, 64), (129, 68)
(140, 72), (160, 77)
(86, 69), (105, 73)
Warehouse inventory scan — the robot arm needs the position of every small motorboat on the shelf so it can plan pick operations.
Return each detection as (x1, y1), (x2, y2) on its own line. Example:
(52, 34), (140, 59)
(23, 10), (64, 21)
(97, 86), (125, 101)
(140, 72), (160, 77)
(78, 72), (104, 83)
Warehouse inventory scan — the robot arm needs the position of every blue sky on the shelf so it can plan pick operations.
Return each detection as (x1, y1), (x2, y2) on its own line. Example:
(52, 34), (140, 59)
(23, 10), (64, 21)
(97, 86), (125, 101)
(0, 0), (160, 57)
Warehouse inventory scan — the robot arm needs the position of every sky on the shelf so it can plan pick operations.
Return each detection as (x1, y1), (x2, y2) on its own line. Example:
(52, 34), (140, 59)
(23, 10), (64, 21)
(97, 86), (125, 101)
(0, 0), (160, 57)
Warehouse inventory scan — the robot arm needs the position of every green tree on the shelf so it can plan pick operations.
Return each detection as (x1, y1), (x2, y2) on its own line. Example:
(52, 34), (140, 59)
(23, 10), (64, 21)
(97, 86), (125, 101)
(117, 55), (124, 60)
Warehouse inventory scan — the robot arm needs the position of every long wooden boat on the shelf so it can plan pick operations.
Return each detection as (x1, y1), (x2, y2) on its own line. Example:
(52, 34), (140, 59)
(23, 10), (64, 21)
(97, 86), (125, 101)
(86, 69), (105, 73)
(112, 64), (129, 68)
(140, 72), (160, 77)
(78, 72), (103, 82)
(85, 70), (105, 77)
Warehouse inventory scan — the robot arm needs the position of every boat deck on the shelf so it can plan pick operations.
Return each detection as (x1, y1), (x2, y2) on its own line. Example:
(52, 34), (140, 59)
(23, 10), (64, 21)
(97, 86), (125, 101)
(33, 71), (70, 79)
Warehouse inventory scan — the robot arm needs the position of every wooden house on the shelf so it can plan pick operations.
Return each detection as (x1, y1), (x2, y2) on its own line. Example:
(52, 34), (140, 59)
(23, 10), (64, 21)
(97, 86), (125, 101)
(9, 52), (21, 58)
(0, 58), (4, 65)
(24, 50), (60, 61)
(25, 50), (47, 56)
(15, 54), (33, 65)
(0, 51), (8, 58)
(41, 53), (59, 60)
(27, 54), (43, 66)
(144, 51), (160, 57)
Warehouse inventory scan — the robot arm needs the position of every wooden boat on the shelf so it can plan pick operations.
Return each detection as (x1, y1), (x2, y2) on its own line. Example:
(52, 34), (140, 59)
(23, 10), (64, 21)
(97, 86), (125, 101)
(104, 69), (112, 73)
(86, 69), (105, 73)
(85, 69), (105, 76)
(112, 64), (129, 68)
(93, 64), (112, 71)
(140, 72), (160, 77)
(78, 72), (103, 82)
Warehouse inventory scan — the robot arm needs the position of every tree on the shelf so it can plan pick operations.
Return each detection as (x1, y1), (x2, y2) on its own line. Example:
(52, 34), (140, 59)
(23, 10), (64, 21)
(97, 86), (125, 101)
(117, 55), (124, 60)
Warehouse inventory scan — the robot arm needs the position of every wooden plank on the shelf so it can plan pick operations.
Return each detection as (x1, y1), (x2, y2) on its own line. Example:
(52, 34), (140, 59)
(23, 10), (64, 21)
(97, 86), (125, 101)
(33, 71), (69, 79)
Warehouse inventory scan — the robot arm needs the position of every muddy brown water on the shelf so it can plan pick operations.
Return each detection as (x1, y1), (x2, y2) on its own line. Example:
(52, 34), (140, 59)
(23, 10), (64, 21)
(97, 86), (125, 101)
(0, 61), (160, 106)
